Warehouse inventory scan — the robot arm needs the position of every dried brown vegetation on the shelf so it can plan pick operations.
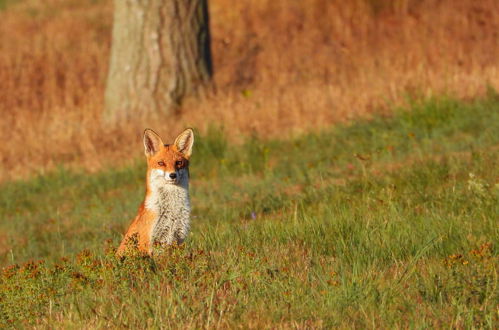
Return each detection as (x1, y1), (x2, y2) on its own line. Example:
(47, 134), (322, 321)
(1, 0), (498, 181)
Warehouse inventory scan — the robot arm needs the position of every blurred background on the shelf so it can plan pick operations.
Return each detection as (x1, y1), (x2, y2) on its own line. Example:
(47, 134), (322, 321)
(1, 0), (498, 181)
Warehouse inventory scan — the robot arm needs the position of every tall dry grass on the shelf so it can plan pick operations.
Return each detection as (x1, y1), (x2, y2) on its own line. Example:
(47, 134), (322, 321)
(1, 0), (498, 181)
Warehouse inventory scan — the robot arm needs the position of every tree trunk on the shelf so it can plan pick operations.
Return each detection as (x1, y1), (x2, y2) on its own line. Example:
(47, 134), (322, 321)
(105, 0), (213, 122)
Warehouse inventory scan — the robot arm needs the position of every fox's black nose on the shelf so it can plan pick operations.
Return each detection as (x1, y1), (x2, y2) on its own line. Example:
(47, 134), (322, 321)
(169, 173), (177, 179)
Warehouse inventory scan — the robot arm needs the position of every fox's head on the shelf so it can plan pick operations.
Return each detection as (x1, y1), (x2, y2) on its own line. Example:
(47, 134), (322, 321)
(143, 128), (194, 187)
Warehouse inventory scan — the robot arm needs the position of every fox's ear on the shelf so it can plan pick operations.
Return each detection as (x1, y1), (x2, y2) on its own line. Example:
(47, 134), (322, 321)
(143, 129), (164, 157)
(174, 128), (194, 158)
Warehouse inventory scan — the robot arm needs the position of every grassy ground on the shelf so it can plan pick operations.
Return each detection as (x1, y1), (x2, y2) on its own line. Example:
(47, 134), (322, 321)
(0, 95), (498, 328)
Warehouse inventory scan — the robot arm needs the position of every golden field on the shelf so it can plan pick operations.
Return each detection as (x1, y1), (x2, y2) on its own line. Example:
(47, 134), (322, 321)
(0, 0), (498, 181)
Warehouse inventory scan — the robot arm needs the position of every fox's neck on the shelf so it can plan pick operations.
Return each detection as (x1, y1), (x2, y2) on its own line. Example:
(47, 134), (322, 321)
(144, 176), (190, 216)
(144, 177), (191, 246)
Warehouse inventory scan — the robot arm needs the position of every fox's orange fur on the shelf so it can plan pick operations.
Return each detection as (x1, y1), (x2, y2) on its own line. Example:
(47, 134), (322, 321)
(117, 128), (194, 256)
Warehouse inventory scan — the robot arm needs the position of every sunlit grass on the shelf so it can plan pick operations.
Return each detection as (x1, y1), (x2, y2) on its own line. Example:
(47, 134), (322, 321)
(0, 95), (498, 327)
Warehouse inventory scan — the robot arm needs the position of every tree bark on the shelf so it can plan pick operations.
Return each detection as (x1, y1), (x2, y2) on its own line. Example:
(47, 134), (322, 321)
(105, 0), (213, 122)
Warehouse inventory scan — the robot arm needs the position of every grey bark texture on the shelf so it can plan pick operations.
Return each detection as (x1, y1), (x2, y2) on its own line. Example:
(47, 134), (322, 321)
(105, 0), (213, 122)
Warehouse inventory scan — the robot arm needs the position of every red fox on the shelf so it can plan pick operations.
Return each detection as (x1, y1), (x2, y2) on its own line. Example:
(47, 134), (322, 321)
(117, 128), (194, 256)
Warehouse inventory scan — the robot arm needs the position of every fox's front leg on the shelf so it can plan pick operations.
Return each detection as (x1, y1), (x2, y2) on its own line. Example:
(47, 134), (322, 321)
(173, 224), (190, 244)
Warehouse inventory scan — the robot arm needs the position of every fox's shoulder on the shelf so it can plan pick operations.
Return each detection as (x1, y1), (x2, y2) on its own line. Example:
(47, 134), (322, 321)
(116, 202), (156, 255)
(129, 202), (157, 233)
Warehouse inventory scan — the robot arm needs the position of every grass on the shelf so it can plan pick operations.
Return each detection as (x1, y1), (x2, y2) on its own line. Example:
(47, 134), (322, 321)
(0, 95), (498, 328)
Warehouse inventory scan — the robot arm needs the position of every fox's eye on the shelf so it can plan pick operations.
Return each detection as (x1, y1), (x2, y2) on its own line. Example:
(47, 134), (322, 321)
(158, 161), (166, 166)
(175, 160), (183, 167)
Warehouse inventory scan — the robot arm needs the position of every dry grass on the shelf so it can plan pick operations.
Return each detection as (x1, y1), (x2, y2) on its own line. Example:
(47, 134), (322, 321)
(1, 0), (498, 181)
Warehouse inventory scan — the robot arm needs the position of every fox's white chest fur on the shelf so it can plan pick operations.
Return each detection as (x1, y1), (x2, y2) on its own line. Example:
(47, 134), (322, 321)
(146, 171), (191, 246)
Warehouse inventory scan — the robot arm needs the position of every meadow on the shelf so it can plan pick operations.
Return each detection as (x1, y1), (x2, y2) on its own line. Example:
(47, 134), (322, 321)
(1, 94), (497, 328)
(1, 0), (498, 327)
